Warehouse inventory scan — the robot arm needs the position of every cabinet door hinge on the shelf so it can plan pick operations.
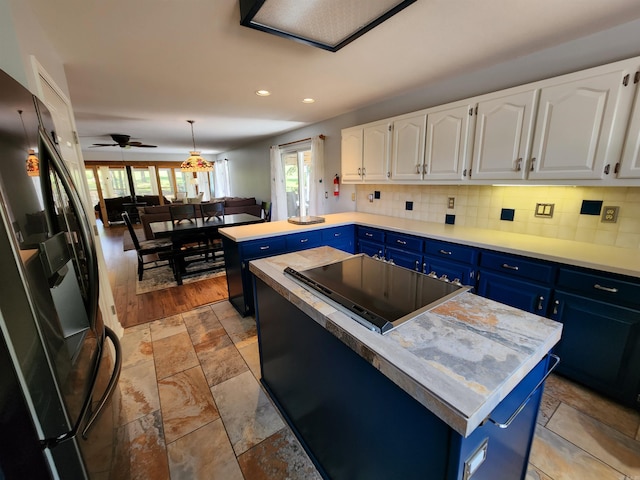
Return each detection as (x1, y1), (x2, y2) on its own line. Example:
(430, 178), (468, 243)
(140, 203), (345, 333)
(623, 74), (630, 86)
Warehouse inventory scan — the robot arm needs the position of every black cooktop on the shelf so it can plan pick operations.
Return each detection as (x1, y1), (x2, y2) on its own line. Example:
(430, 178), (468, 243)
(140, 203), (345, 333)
(284, 254), (469, 334)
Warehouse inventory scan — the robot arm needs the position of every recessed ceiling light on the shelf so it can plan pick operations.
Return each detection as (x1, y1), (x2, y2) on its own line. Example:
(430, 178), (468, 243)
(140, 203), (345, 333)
(302, 98), (315, 104)
(256, 90), (271, 96)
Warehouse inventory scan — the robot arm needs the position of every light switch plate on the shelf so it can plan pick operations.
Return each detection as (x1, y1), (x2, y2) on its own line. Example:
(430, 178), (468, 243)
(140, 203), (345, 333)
(535, 203), (554, 218)
(601, 206), (619, 223)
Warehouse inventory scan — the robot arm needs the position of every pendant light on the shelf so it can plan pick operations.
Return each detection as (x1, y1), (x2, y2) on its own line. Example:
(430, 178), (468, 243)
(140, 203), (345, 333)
(180, 120), (213, 172)
(18, 110), (40, 177)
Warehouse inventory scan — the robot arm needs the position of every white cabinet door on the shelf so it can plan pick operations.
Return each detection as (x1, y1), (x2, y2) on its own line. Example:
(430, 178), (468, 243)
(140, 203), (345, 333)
(424, 103), (475, 181)
(362, 122), (391, 182)
(341, 127), (363, 183)
(390, 113), (426, 180)
(472, 90), (538, 180)
(529, 66), (635, 180)
(618, 74), (640, 179)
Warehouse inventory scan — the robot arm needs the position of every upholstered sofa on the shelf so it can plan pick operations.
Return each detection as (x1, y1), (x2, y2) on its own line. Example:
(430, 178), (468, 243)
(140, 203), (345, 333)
(94, 195), (169, 224)
(138, 197), (263, 240)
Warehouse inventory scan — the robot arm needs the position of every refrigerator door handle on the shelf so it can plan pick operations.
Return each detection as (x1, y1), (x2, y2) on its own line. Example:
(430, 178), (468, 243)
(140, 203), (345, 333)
(82, 326), (122, 439)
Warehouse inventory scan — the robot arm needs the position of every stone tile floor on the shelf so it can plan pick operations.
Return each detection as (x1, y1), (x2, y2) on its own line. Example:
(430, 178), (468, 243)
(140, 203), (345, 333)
(111, 300), (640, 479)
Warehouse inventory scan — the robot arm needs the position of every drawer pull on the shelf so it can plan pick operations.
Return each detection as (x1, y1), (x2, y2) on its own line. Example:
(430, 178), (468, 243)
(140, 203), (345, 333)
(334, 233), (341, 237)
(439, 249), (452, 255)
(594, 284), (618, 293)
(365, 232), (373, 237)
(552, 300), (560, 315)
(502, 263), (519, 271)
(487, 354), (560, 429)
(397, 240), (407, 245)
(537, 296), (544, 311)
(300, 238), (308, 243)
(259, 245), (270, 250)
(415, 260), (420, 271)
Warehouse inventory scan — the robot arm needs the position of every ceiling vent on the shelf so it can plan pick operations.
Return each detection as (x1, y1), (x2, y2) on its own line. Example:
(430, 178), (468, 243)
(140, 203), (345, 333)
(239, 0), (417, 52)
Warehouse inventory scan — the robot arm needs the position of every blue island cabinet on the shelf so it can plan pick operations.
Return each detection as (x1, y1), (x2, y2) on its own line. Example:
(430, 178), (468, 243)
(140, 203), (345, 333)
(255, 277), (550, 480)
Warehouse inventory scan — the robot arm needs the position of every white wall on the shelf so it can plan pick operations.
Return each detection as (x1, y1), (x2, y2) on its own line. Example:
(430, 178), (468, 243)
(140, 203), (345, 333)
(218, 17), (640, 214)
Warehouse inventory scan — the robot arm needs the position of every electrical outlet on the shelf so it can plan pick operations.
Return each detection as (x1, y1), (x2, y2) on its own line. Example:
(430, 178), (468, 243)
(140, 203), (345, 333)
(601, 206), (619, 223)
(448, 197), (455, 209)
(351, 192), (356, 201)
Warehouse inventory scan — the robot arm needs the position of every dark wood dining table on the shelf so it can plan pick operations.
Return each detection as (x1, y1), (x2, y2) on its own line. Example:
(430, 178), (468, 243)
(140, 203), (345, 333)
(149, 213), (264, 284)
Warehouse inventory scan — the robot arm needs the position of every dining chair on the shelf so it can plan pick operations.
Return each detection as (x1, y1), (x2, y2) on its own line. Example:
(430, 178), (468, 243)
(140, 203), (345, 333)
(122, 212), (174, 281)
(169, 204), (197, 224)
(261, 201), (272, 222)
(200, 202), (224, 222)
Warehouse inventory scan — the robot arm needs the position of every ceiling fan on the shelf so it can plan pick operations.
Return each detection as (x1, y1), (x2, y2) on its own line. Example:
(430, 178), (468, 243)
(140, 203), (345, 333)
(91, 134), (157, 148)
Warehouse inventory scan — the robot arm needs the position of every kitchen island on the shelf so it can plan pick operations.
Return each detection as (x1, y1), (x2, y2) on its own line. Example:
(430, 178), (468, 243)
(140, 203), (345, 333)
(250, 247), (563, 480)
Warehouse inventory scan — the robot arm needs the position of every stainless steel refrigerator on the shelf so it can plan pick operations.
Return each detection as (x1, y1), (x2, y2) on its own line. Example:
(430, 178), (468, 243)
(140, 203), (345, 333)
(0, 68), (122, 478)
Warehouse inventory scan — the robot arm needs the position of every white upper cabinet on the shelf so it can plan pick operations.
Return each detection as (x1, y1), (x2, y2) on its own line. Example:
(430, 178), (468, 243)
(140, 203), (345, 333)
(362, 121), (391, 182)
(528, 63), (636, 180)
(341, 126), (364, 182)
(424, 103), (475, 181)
(390, 113), (426, 180)
(471, 89), (538, 180)
(617, 72), (640, 179)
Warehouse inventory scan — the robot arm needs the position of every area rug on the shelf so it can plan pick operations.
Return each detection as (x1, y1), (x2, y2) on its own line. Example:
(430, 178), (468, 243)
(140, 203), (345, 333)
(135, 261), (226, 294)
(122, 226), (143, 251)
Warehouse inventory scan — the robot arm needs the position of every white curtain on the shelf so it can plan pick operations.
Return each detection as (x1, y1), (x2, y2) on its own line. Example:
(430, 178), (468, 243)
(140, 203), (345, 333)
(309, 135), (325, 216)
(270, 145), (287, 220)
(214, 159), (231, 198)
(196, 171), (210, 202)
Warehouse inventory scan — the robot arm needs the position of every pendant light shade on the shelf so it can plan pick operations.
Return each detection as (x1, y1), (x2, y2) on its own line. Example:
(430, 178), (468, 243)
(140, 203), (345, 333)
(180, 120), (213, 172)
(18, 110), (40, 177)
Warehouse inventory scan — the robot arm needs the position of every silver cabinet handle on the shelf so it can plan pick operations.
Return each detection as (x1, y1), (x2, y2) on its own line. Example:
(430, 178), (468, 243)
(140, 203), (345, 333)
(552, 300), (560, 315)
(397, 239), (407, 245)
(537, 296), (544, 311)
(502, 263), (519, 271)
(486, 354), (560, 429)
(515, 158), (522, 171)
(300, 238), (308, 243)
(422, 263), (427, 274)
(259, 245), (270, 250)
(358, 167), (362, 175)
(594, 284), (618, 293)
(423, 164), (427, 175)
(530, 157), (536, 171)
(333, 232), (341, 237)
(365, 232), (373, 237)
(415, 260), (420, 271)
(439, 249), (452, 255)
(362, 167), (366, 176)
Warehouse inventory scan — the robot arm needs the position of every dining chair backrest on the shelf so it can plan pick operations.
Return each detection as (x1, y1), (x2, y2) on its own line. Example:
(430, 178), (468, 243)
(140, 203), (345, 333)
(200, 202), (224, 222)
(122, 211), (142, 250)
(170, 204), (197, 224)
(261, 201), (272, 222)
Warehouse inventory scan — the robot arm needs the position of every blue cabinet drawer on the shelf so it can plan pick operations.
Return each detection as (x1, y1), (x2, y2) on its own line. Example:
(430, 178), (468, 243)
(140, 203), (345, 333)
(357, 226), (385, 243)
(321, 225), (355, 242)
(425, 240), (478, 265)
(386, 232), (424, 253)
(359, 239), (384, 258)
(423, 258), (476, 286)
(242, 237), (287, 259)
(556, 268), (640, 309)
(286, 231), (323, 250)
(480, 251), (555, 284)
(478, 271), (551, 315)
(386, 247), (422, 271)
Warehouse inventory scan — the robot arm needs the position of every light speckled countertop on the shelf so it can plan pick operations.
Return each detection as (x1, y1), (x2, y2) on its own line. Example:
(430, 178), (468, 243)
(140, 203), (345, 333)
(250, 246), (563, 437)
(220, 212), (640, 278)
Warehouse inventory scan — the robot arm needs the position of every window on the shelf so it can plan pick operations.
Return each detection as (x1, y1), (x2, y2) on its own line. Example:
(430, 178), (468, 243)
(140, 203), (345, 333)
(282, 144), (311, 217)
(85, 168), (100, 206)
(130, 166), (154, 195)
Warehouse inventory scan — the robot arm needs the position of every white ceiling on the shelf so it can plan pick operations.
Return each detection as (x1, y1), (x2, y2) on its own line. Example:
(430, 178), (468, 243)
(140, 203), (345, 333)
(21, 0), (640, 160)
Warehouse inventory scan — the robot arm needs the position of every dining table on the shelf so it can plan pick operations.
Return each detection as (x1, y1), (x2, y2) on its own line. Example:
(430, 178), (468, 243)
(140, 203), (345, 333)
(149, 213), (264, 285)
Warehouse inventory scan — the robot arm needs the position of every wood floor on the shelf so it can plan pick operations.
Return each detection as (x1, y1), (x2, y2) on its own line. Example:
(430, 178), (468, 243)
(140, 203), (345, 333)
(98, 223), (229, 328)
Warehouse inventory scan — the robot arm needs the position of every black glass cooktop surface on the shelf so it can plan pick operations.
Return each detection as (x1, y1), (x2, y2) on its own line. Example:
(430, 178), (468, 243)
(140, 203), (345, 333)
(284, 254), (469, 334)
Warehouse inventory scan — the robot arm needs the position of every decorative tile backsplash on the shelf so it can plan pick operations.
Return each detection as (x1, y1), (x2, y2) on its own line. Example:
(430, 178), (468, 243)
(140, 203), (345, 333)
(355, 185), (640, 249)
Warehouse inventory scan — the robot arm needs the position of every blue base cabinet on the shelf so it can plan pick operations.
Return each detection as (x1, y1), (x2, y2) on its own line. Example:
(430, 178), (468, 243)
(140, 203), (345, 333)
(223, 226), (355, 316)
(550, 267), (640, 407)
(423, 239), (478, 286)
(255, 277), (549, 480)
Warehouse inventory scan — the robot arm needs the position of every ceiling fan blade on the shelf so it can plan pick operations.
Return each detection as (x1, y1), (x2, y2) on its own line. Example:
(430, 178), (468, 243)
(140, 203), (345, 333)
(91, 143), (118, 147)
(134, 144), (158, 148)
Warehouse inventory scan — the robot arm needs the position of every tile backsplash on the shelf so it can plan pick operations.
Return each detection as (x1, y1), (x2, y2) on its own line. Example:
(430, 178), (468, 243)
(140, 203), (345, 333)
(355, 185), (640, 249)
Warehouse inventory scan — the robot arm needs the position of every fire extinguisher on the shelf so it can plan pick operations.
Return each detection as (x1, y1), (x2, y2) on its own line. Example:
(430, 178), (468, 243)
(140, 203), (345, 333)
(333, 174), (340, 196)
